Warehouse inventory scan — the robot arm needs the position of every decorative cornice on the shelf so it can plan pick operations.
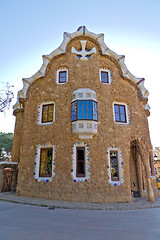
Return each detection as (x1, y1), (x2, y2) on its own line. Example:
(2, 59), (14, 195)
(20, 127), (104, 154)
(13, 26), (149, 113)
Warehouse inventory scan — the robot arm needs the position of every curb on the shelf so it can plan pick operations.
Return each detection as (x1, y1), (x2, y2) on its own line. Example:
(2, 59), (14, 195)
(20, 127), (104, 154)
(1, 193), (160, 211)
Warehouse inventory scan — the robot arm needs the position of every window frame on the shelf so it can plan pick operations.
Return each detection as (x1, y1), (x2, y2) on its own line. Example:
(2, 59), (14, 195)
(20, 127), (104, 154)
(113, 102), (129, 125)
(71, 142), (90, 182)
(110, 151), (119, 181)
(41, 104), (54, 124)
(59, 71), (67, 83)
(72, 100), (98, 122)
(56, 68), (68, 84)
(34, 143), (56, 182)
(100, 71), (109, 83)
(39, 148), (53, 178)
(99, 68), (112, 84)
(38, 101), (55, 125)
(76, 147), (85, 177)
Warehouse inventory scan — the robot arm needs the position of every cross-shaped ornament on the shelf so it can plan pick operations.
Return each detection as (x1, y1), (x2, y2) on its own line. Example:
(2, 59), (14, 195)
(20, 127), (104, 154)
(71, 40), (96, 61)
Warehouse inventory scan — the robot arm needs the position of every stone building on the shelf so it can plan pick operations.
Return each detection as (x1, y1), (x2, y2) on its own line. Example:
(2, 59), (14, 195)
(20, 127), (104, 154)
(11, 26), (158, 202)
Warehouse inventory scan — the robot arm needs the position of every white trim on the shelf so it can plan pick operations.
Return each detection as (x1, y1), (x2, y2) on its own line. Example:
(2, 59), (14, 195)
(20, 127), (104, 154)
(71, 89), (98, 139)
(0, 162), (18, 165)
(106, 146), (124, 186)
(34, 143), (56, 182)
(56, 68), (68, 84)
(13, 26), (149, 113)
(113, 102), (130, 125)
(37, 101), (55, 125)
(72, 88), (97, 102)
(99, 68), (112, 84)
(71, 142), (90, 182)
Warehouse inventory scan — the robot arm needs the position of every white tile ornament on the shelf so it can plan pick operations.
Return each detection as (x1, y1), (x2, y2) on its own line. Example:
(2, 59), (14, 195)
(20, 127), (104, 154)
(14, 26), (150, 114)
(71, 40), (96, 61)
(106, 146), (124, 186)
(34, 143), (56, 182)
(71, 142), (90, 182)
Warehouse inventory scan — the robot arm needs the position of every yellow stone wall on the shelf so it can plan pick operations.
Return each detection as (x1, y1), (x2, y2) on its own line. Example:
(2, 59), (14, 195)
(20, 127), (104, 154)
(12, 36), (158, 202)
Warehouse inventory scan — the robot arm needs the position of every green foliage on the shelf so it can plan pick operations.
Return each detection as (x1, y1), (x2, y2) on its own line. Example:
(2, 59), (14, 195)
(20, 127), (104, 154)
(0, 132), (13, 157)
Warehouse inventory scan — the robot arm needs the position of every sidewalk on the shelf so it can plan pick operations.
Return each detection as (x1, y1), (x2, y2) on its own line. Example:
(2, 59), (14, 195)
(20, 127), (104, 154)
(1, 192), (160, 210)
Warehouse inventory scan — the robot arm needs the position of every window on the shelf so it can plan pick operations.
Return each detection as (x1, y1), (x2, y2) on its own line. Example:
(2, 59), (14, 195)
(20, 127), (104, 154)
(99, 68), (112, 84)
(76, 147), (85, 177)
(72, 100), (98, 121)
(107, 147), (124, 186)
(110, 151), (119, 181)
(114, 104), (127, 123)
(42, 104), (54, 123)
(71, 142), (90, 182)
(72, 89), (98, 139)
(101, 71), (109, 83)
(38, 101), (55, 125)
(59, 71), (67, 83)
(39, 148), (53, 177)
(34, 143), (55, 182)
(56, 68), (68, 84)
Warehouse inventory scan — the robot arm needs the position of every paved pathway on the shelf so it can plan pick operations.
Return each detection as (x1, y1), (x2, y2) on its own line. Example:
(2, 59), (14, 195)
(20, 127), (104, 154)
(1, 192), (160, 210)
(0, 201), (160, 240)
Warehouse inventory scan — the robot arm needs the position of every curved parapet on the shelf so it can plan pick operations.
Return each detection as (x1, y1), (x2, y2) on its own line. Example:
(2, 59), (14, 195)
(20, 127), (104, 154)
(13, 26), (149, 113)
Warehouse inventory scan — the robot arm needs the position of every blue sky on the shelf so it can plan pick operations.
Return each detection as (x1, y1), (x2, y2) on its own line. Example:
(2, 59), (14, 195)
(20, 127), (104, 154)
(0, 0), (160, 147)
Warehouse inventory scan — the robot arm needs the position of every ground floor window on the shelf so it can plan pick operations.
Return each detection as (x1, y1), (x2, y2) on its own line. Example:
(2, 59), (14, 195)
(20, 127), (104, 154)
(106, 147), (124, 186)
(110, 151), (119, 181)
(76, 147), (85, 177)
(71, 142), (90, 182)
(39, 148), (53, 177)
(34, 143), (56, 182)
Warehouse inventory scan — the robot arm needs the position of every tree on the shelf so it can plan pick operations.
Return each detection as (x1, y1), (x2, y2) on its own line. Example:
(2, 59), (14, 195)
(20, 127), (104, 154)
(0, 82), (14, 113)
(0, 132), (13, 161)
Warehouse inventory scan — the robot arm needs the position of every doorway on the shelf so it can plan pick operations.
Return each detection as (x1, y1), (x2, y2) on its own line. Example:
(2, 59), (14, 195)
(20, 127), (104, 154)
(2, 168), (13, 192)
(129, 144), (140, 197)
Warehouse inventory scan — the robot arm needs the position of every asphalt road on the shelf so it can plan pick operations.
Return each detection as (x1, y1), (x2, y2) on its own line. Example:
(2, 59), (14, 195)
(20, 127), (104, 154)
(0, 201), (160, 240)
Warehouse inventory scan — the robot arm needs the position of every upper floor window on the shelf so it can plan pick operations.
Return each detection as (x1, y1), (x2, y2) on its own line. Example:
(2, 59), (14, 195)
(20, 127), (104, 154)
(42, 104), (54, 123)
(99, 68), (112, 84)
(38, 101), (55, 125)
(114, 104), (127, 123)
(56, 68), (68, 84)
(101, 71), (109, 83)
(72, 100), (97, 121)
(59, 71), (67, 83)
(71, 89), (98, 139)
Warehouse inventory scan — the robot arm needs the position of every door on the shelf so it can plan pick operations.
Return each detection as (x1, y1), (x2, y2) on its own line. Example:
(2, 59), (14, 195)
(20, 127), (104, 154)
(2, 168), (13, 192)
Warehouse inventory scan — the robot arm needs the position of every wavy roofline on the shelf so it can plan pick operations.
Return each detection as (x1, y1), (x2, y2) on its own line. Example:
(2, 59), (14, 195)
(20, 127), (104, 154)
(13, 26), (150, 113)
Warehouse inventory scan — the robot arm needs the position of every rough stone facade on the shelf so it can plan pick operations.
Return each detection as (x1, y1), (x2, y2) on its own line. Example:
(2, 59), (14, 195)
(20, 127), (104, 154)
(11, 26), (158, 202)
